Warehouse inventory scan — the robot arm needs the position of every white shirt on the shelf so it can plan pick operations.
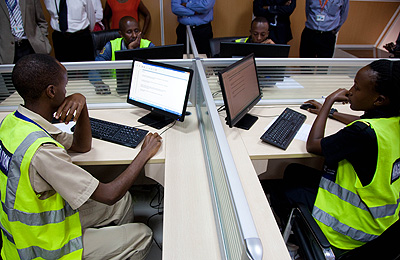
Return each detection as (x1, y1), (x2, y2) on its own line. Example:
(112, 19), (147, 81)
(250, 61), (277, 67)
(44, 0), (96, 33)
(92, 0), (103, 23)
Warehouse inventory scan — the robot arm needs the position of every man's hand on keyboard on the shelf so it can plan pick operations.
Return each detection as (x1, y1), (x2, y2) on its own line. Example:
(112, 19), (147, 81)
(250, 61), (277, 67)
(141, 133), (162, 159)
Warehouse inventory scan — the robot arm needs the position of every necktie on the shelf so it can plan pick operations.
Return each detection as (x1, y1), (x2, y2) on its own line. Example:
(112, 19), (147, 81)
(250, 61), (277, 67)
(5, 0), (24, 39)
(59, 0), (68, 33)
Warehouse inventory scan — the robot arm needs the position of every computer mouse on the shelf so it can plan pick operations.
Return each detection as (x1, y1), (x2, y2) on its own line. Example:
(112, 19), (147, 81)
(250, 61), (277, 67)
(300, 103), (316, 110)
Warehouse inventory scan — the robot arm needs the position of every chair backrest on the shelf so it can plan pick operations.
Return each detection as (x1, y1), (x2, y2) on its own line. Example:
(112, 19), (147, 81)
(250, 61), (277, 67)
(91, 29), (121, 59)
(208, 36), (246, 57)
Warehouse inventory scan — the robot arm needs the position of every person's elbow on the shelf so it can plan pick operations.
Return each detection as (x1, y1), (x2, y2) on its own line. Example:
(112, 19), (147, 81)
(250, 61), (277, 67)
(306, 139), (322, 155)
(91, 183), (124, 206)
(69, 141), (92, 153)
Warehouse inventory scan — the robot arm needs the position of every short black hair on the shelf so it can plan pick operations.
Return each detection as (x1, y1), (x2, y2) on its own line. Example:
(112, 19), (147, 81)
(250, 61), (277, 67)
(251, 16), (269, 29)
(119, 16), (138, 30)
(12, 54), (65, 102)
(368, 59), (400, 114)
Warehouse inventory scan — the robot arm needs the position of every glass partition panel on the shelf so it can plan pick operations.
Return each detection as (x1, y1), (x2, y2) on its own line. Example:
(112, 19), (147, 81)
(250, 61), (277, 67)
(203, 58), (379, 105)
(195, 57), (262, 260)
(0, 60), (195, 111)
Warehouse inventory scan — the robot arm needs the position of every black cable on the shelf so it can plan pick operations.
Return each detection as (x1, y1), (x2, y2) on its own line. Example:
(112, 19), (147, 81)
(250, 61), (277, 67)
(159, 120), (176, 136)
(150, 184), (164, 210)
(146, 184), (164, 250)
(147, 212), (163, 250)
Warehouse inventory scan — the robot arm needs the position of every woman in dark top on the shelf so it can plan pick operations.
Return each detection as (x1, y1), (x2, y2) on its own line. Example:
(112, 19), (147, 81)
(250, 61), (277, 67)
(265, 59), (400, 254)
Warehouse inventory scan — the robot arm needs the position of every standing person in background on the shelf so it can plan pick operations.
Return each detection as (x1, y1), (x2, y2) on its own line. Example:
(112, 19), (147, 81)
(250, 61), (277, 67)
(43, 0), (96, 62)
(299, 0), (349, 58)
(171, 0), (215, 57)
(103, 0), (151, 36)
(253, 0), (296, 45)
(0, 0), (51, 64)
(93, 0), (105, 31)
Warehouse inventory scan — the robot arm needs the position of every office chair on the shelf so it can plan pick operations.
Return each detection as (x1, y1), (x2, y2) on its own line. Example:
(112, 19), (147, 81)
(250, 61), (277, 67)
(208, 36), (245, 57)
(91, 29), (120, 59)
(283, 203), (400, 260)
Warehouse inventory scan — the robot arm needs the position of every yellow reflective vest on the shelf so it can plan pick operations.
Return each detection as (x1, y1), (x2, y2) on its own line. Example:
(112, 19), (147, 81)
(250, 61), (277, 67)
(0, 111), (83, 259)
(313, 117), (400, 250)
(235, 38), (248, 43)
(110, 37), (152, 61)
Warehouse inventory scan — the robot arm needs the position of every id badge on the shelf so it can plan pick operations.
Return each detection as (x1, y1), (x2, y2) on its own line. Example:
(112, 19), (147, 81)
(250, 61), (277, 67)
(316, 14), (325, 22)
(12, 25), (24, 34)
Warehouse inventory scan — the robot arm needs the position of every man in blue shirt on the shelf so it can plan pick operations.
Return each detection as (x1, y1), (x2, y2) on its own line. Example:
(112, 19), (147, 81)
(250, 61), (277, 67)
(171, 0), (215, 57)
(299, 0), (349, 58)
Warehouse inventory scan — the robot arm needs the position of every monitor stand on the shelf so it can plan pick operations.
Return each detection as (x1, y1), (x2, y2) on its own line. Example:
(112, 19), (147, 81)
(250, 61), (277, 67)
(138, 112), (174, 130)
(234, 114), (258, 130)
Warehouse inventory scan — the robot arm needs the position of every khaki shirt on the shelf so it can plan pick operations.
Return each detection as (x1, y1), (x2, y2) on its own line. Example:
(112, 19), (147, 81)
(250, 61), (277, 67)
(18, 105), (99, 210)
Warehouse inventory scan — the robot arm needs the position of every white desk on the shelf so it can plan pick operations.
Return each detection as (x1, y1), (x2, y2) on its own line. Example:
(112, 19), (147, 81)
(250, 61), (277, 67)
(0, 106), (222, 260)
(0, 104), (298, 260)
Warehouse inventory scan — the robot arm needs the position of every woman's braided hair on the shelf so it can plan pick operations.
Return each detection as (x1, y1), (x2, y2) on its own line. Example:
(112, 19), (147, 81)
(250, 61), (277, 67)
(368, 59), (400, 115)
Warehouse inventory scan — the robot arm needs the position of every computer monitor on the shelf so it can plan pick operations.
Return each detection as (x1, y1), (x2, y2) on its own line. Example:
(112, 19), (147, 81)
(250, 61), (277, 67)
(127, 58), (194, 129)
(115, 44), (184, 60)
(218, 53), (262, 130)
(115, 44), (185, 95)
(219, 42), (290, 58)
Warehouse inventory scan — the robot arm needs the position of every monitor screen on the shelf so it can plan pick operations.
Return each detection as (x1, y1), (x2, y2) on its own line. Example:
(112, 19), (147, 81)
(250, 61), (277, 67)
(114, 44), (185, 95)
(115, 44), (184, 60)
(218, 53), (262, 130)
(219, 42), (290, 58)
(127, 59), (193, 129)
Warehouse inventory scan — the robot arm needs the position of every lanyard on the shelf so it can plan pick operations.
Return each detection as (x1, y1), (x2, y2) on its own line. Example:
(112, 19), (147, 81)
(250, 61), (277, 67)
(319, 0), (329, 11)
(14, 111), (54, 140)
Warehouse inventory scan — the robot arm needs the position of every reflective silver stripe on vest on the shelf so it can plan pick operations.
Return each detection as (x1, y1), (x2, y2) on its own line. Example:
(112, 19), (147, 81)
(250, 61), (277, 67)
(312, 206), (379, 242)
(5, 131), (49, 209)
(17, 236), (83, 259)
(0, 220), (15, 244)
(1, 130), (79, 255)
(238, 38), (247, 42)
(4, 131), (76, 224)
(2, 199), (76, 225)
(319, 177), (400, 219)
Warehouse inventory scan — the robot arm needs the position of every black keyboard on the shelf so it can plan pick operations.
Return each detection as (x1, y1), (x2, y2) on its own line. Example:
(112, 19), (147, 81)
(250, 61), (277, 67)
(71, 117), (149, 148)
(260, 108), (306, 150)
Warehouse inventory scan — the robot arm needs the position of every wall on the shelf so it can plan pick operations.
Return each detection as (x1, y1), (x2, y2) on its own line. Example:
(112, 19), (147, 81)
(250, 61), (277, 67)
(41, 0), (399, 58)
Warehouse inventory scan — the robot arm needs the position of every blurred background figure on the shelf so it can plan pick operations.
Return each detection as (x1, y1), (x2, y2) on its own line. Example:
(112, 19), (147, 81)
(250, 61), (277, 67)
(44, 0), (96, 62)
(0, 0), (51, 64)
(103, 0), (151, 36)
(236, 16), (275, 44)
(253, 0), (296, 45)
(384, 31), (400, 58)
(93, 0), (105, 31)
(171, 0), (215, 57)
(299, 0), (349, 58)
